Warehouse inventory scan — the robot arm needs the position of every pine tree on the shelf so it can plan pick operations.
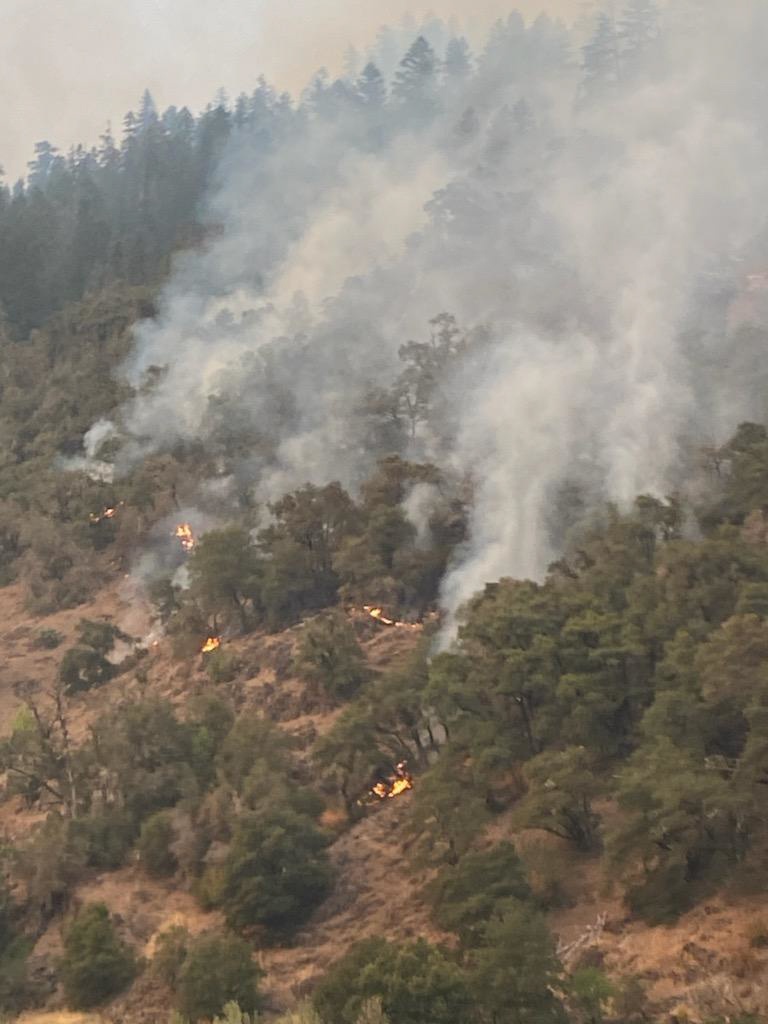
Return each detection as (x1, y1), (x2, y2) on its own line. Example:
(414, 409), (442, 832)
(343, 45), (361, 80)
(391, 37), (439, 119)
(356, 63), (387, 108)
(26, 141), (60, 189)
(619, 0), (661, 75)
(444, 37), (472, 82)
(581, 13), (620, 97)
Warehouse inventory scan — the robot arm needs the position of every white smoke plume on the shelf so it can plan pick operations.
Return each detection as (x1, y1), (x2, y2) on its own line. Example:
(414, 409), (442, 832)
(93, 2), (768, 636)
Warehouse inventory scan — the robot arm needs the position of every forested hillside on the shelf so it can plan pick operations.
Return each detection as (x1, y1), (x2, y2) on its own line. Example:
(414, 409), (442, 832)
(2, 3), (768, 1023)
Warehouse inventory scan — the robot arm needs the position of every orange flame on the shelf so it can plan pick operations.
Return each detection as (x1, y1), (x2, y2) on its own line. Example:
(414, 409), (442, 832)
(362, 606), (420, 630)
(201, 636), (221, 653)
(363, 605), (396, 626)
(367, 761), (414, 801)
(89, 503), (121, 524)
(175, 523), (196, 552)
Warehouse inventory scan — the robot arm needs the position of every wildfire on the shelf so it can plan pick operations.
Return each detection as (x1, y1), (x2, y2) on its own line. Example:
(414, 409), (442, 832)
(363, 606), (420, 630)
(366, 761), (414, 802)
(174, 523), (196, 552)
(201, 636), (221, 654)
(363, 605), (396, 626)
(89, 502), (122, 524)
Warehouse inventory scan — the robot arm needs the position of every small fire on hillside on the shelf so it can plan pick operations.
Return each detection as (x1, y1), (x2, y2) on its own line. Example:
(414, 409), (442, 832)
(89, 502), (122, 524)
(363, 606), (420, 630)
(201, 636), (221, 653)
(175, 523), (196, 552)
(365, 761), (414, 803)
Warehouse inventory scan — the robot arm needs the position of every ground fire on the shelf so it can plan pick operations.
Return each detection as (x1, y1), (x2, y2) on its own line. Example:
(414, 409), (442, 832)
(201, 636), (221, 653)
(89, 502), (122, 524)
(363, 605), (420, 629)
(174, 523), (195, 552)
(362, 761), (414, 804)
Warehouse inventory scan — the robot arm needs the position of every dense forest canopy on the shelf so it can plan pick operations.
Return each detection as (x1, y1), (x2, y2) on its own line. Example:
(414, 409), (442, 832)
(1, 2), (768, 1023)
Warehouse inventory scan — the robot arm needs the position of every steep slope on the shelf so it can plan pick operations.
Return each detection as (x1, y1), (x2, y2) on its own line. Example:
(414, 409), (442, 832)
(3, 584), (768, 1023)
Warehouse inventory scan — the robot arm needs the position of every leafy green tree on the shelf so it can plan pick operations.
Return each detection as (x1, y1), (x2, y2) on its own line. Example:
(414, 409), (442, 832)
(1, 688), (83, 817)
(428, 842), (531, 947)
(58, 618), (128, 694)
(177, 931), (261, 1022)
(513, 747), (601, 852)
(608, 738), (740, 921)
(569, 967), (616, 1024)
(216, 713), (294, 794)
(258, 482), (357, 626)
(14, 814), (88, 926)
(139, 811), (179, 877)
(314, 937), (474, 1024)
(219, 808), (333, 937)
(697, 614), (768, 710)
(468, 900), (567, 1024)
(60, 902), (137, 1009)
(152, 925), (190, 989)
(426, 579), (565, 769)
(295, 612), (369, 701)
(0, 877), (33, 1016)
(89, 698), (198, 822)
(189, 527), (261, 632)
(407, 760), (490, 866)
(313, 704), (389, 818)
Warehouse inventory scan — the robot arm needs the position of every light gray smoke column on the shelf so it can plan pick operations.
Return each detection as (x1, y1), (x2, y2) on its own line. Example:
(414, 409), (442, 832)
(109, 2), (768, 638)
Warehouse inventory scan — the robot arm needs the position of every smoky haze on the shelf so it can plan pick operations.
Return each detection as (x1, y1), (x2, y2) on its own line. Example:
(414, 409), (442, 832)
(1, 0), (583, 181)
(74, 1), (768, 639)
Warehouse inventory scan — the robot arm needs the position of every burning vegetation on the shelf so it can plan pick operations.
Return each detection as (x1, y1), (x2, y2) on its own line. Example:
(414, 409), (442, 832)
(362, 761), (414, 804)
(363, 606), (420, 630)
(89, 502), (122, 524)
(174, 523), (196, 552)
(201, 636), (221, 653)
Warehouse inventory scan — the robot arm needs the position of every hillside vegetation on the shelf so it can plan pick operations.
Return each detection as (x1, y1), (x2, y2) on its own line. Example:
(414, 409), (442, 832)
(2, 4), (768, 1024)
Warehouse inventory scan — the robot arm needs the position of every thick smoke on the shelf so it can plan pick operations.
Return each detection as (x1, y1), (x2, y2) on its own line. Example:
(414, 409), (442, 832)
(93, 2), (768, 636)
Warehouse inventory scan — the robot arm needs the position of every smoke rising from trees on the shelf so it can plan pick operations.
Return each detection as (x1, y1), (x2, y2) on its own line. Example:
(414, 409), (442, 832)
(84, 2), (768, 633)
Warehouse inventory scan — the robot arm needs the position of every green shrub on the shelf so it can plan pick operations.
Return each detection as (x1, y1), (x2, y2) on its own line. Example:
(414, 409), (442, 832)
(33, 628), (63, 650)
(70, 809), (137, 871)
(218, 808), (333, 938)
(427, 842), (531, 947)
(177, 932), (261, 1022)
(468, 900), (567, 1024)
(59, 644), (115, 693)
(569, 968), (616, 1024)
(294, 612), (369, 701)
(0, 938), (35, 1017)
(58, 619), (129, 693)
(313, 937), (473, 1024)
(152, 925), (189, 989)
(0, 880), (34, 1016)
(205, 649), (242, 684)
(139, 811), (178, 878)
(60, 902), (137, 1009)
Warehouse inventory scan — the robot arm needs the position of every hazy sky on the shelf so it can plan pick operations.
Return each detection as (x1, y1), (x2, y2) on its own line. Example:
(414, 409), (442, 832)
(0, 0), (585, 181)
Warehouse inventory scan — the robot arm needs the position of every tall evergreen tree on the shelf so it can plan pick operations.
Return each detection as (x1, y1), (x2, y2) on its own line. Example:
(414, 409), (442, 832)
(391, 37), (440, 120)
(581, 12), (620, 97)
(444, 37), (472, 82)
(356, 62), (387, 108)
(619, 0), (661, 74)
